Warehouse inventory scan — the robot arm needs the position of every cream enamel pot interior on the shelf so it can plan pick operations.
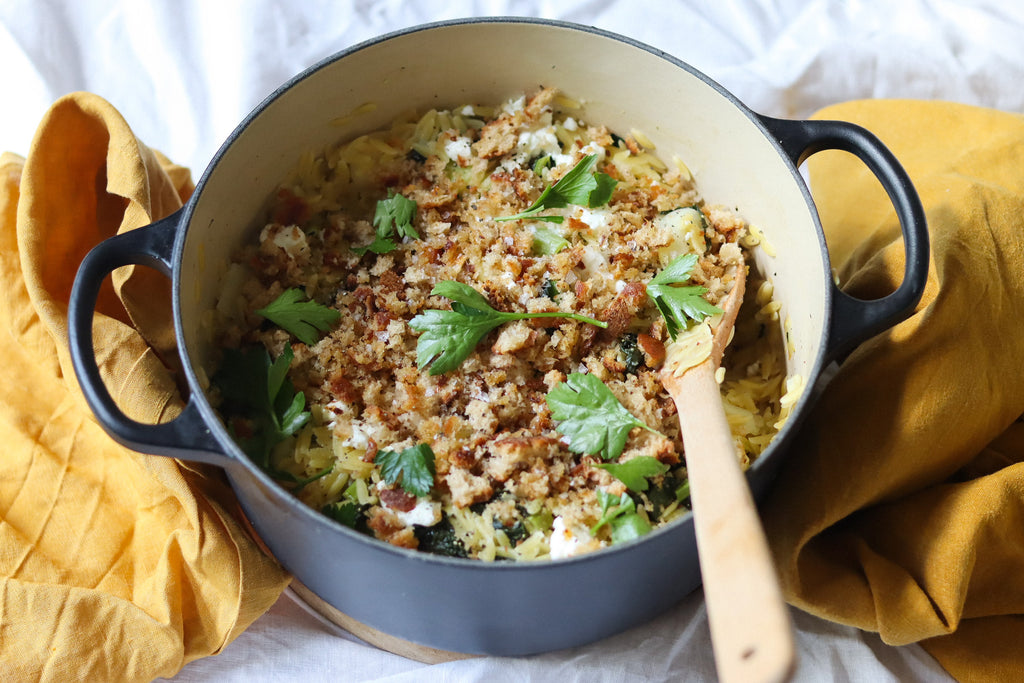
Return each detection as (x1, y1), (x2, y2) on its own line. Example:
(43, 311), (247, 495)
(68, 18), (927, 656)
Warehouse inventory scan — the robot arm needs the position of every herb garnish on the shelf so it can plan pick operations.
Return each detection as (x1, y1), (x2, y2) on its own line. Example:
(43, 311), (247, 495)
(495, 154), (617, 223)
(410, 281), (607, 375)
(590, 490), (653, 543)
(595, 456), (670, 492)
(353, 190), (419, 255)
(646, 253), (723, 340)
(376, 443), (436, 497)
(256, 288), (341, 345)
(546, 372), (661, 461)
(213, 343), (310, 467)
(323, 499), (362, 528)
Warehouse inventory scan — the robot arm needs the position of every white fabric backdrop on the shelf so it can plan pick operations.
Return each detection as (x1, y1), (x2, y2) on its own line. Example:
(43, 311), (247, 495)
(4, 1), (1021, 680)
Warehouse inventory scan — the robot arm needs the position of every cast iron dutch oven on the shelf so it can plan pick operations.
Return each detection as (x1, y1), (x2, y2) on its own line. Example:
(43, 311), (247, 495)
(68, 18), (928, 656)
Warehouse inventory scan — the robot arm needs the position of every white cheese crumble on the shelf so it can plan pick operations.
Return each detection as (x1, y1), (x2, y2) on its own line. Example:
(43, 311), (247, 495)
(395, 497), (442, 527)
(444, 135), (473, 163)
(579, 141), (606, 160)
(516, 127), (560, 158)
(375, 481), (442, 527)
(575, 207), (612, 232)
(324, 399), (351, 419)
(259, 224), (308, 259)
(502, 95), (526, 115)
(550, 516), (591, 560)
(550, 152), (576, 168)
(580, 244), (611, 281)
(342, 421), (372, 450)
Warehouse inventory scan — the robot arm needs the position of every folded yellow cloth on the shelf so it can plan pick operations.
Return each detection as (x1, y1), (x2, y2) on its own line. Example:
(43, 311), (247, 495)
(764, 99), (1024, 682)
(7, 91), (1022, 680)
(0, 93), (289, 681)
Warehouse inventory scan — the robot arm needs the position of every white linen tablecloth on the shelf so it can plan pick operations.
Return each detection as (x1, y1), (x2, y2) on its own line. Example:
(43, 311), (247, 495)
(4, 1), (1021, 680)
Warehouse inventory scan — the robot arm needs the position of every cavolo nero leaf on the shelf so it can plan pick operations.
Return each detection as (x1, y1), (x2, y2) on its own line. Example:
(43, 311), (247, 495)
(410, 281), (606, 375)
(646, 253), (723, 340)
(322, 499), (362, 528)
(546, 373), (660, 461)
(256, 288), (341, 346)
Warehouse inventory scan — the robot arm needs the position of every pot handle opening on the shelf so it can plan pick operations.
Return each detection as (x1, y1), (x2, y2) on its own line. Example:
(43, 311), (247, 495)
(68, 211), (231, 467)
(758, 115), (929, 361)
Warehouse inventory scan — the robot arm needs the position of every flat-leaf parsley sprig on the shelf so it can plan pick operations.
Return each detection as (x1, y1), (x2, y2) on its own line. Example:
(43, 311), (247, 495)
(590, 490), (652, 544)
(377, 443), (436, 497)
(595, 456), (670, 492)
(256, 288), (341, 345)
(495, 154), (617, 223)
(354, 190), (419, 255)
(546, 372), (662, 461)
(646, 253), (723, 340)
(410, 281), (607, 375)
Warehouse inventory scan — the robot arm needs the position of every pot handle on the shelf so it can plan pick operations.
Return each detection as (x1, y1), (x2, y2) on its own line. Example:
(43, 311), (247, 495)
(68, 210), (231, 467)
(757, 115), (929, 360)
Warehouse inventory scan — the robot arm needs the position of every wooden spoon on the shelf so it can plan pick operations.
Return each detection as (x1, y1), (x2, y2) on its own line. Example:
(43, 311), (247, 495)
(660, 265), (796, 683)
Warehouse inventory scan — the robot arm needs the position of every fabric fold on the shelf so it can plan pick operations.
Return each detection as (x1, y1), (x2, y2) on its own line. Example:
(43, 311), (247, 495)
(0, 93), (289, 682)
(763, 99), (1024, 682)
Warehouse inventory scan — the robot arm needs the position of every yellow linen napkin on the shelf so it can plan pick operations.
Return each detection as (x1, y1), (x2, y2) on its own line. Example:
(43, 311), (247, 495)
(764, 99), (1024, 682)
(0, 93), (289, 682)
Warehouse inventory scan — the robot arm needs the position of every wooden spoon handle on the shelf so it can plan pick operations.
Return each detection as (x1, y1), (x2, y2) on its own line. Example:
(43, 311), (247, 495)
(668, 361), (795, 683)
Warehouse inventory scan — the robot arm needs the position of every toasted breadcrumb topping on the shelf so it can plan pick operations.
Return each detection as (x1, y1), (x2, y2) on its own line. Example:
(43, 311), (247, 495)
(213, 87), (791, 561)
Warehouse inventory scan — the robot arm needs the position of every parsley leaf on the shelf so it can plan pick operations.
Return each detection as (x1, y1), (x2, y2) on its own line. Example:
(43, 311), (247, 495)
(591, 490), (634, 534)
(546, 373), (660, 461)
(376, 443), (436, 497)
(496, 154), (618, 223)
(590, 490), (653, 543)
(409, 281), (607, 375)
(256, 289), (341, 345)
(609, 511), (653, 543)
(588, 171), (618, 208)
(213, 343), (311, 468)
(354, 190), (419, 255)
(595, 456), (670, 492)
(646, 253), (723, 340)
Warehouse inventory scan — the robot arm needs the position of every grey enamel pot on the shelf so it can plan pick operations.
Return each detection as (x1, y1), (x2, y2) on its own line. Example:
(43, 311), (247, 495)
(68, 18), (928, 656)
